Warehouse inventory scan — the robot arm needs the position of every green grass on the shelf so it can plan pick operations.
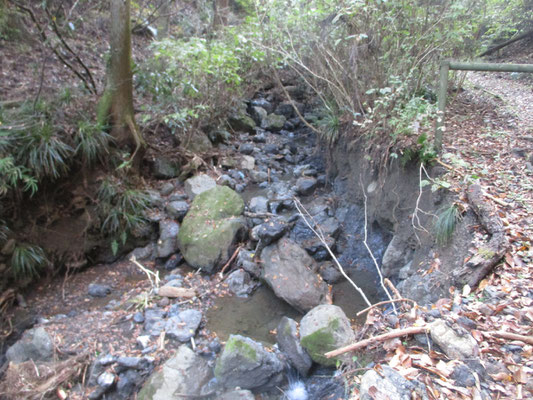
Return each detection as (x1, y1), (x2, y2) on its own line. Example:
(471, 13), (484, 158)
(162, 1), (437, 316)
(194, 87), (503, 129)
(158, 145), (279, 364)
(434, 204), (461, 246)
(11, 243), (47, 279)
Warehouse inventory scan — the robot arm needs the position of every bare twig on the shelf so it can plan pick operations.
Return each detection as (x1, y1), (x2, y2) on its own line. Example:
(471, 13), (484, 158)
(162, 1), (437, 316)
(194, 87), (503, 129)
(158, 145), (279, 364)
(293, 197), (372, 307)
(130, 256), (160, 289)
(360, 179), (397, 314)
(356, 298), (416, 316)
(325, 326), (429, 358)
(219, 246), (242, 278)
(384, 278), (402, 300)
(483, 331), (533, 346)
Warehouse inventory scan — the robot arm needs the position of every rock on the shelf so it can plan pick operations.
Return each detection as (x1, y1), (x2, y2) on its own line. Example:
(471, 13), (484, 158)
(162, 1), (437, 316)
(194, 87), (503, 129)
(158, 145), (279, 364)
(252, 131), (266, 143)
(88, 283), (112, 298)
(249, 170), (269, 183)
(184, 174), (217, 199)
(219, 174), (237, 189)
(164, 253), (183, 270)
(254, 218), (288, 245)
(214, 334), (284, 391)
(178, 186), (246, 274)
(430, 319), (479, 360)
(129, 243), (156, 261)
(296, 177), (317, 196)
(160, 182), (175, 196)
(116, 356), (153, 371)
(249, 196), (268, 214)
(156, 220), (180, 258)
(276, 317), (312, 376)
(153, 158), (180, 179)
(219, 389), (255, 400)
(382, 235), (413, 277)
(318, 262), (342, 283)
(238, 143), (254, 155)
(144, 308), (167, 337)
(274, 101), (296, 118)
(137, 335), (151, 349)
(6, 327), (53, 363)
(262, 114), (287, 131)
(264, 143), (279, 154)
(138, 345), (212, 400)
(228, 112), (256, 134)
(236, 249), (260, 277)
(133, 312), (145, 324)
(165, 309), (202, 342)
(251, 98), (273, 113)
(360, 365), (428, 400)
(116, 369), (143, 399)
(451, 363), (476, 387)
(184, 132), (213, 153)
(251, 106), (267, 126)
(208, 129), (231, 144)
(165, 201), (189, 221)
(97, 372), (116, 390)
(299, 305), (354, 366)
(261, 238), (329, 313)
(240, 155), (255, 170)
(226, 269), (255, 297)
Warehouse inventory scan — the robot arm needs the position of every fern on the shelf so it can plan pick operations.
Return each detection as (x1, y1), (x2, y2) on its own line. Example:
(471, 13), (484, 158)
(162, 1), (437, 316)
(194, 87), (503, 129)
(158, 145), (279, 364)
(76, 120), (113, 165)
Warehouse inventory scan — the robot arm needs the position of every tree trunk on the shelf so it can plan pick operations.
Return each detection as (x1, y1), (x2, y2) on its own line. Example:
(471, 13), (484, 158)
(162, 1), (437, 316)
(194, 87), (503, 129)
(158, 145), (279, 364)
(158, 0), (171, 38)
(213, 0), (229, 27)
(98, 0), (144, 159)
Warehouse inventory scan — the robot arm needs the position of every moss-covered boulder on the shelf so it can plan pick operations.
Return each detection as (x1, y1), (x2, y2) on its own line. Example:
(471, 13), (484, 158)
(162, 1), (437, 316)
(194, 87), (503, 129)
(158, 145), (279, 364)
(214, 335), (284, 391)
(262, 113), (286, 131)
(138, 345), (212, 400)
(300, 304), (355, 366)
(177, 186), (245, 274)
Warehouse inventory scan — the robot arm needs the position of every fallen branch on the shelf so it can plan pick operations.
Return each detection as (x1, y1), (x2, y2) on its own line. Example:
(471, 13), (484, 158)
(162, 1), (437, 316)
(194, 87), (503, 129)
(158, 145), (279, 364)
(130, 256), (160, 289)
(453, 184), (509, 287)
(483, 331), (533, 346)
(479, 29), (533, 57)
(325, 326), (429, 358)
(158, 286), (196, 298)
(356, 298), (416, 316)
(219, 246), (243, 278)
(384, 278), (402, 300)
(293, 198), (372, 307)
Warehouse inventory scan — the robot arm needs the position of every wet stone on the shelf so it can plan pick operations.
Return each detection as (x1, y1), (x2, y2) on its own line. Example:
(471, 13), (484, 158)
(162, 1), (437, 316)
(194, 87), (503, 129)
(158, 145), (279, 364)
(165, 309), (202, 342)
(97, 372), (115, 390)
(296, 177), (317, 196)
(164, 254), (183, 270)
(239, 143), (254, 155)
(165, 201), (189, 221)
(88, 283), (112, 298)
(116, 369), (142, 399)
(160, 182), (175, 196)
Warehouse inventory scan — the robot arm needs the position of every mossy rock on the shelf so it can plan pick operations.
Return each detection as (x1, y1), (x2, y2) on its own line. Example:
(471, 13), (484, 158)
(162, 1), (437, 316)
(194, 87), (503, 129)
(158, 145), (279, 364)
(214, 335), (283, 391)
(299, 304), (355, 366)
(177, 186), (245, 274)
(262, 114), (286, 131)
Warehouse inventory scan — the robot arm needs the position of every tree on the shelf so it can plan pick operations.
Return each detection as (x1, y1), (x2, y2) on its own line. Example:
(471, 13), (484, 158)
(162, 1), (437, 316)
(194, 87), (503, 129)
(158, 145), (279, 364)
(98, 0), (144, 162)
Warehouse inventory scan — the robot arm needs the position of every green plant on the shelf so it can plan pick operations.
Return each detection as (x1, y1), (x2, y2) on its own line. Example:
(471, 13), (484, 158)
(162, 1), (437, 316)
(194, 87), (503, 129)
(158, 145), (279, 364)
(317, 103), (341, 144)
(434, 204), (461, 246)
(97, 178), (150, 255)
(76, 120), (112, 165)
(11, 243), (47, 279)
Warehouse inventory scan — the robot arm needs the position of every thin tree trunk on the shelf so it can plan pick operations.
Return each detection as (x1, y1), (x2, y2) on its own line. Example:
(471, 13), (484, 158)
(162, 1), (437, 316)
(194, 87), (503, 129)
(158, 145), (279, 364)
(98, 0), (144, 160)
(479, 29), (533, 57)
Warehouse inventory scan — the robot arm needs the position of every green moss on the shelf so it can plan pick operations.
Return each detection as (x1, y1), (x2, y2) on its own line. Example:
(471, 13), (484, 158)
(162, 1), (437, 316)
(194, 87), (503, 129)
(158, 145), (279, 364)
(225, 336), (257, 361)
(300, 318), (340, 366)
(478, 247), (495, 259)
(96, 89), (112, 127)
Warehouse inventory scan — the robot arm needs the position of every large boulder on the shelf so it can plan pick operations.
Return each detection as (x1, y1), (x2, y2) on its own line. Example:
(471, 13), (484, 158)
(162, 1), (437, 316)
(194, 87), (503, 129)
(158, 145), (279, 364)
(262, 114), (286, 131)
(137, 345), (212, 400)
(214, 335), (284, 391)
(261, 238), (329, 313)
(184, 174), (216, 200)
(299, 305), (355, 366)
(177, 186), (245, 274)
(276, 317), (312, 376)
(6, 327), (53, 364)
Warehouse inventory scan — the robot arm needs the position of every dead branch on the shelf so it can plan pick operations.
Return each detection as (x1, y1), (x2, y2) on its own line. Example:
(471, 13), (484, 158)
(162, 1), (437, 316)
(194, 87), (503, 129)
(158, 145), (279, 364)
(325, 326), (429, 358)
(479, 29), (533, 57)
(158, 286), (196, 298)
(483, 331), (533, 346)
(44, 6), (97, 94)
(356, 298), (416, 316)
(453, 184), (509, 287)
(293, 198), (372, 307)
(384, 278), (402, 300)
(219, 245), (242, 278)
(130, 255), (160, 289)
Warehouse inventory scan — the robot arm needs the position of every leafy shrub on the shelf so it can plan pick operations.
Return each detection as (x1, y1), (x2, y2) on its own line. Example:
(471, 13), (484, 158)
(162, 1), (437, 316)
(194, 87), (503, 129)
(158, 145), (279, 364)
(434, 204), (461, 246)
(136, 29), (265, 139)
(76, 120), (113, 165)
(11, 243), (48, 279)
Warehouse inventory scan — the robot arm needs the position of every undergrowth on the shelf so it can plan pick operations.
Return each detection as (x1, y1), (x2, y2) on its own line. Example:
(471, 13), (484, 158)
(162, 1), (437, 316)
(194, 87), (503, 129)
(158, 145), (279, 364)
(434, 204), (462, 246)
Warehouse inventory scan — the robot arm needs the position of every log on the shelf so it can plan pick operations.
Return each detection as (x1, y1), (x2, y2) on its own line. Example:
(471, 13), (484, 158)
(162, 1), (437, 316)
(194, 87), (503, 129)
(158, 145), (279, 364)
(453, 184), (509, 287)
(324, 326), (428, 358)
(479, 29), (533, 57)
(158, 286), (196, 299)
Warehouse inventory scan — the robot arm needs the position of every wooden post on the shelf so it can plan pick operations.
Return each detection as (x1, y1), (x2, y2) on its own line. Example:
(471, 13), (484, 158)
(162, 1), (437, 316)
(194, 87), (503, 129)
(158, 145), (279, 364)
(434, 61), (533, 154)
(435, 60), (449, 154)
